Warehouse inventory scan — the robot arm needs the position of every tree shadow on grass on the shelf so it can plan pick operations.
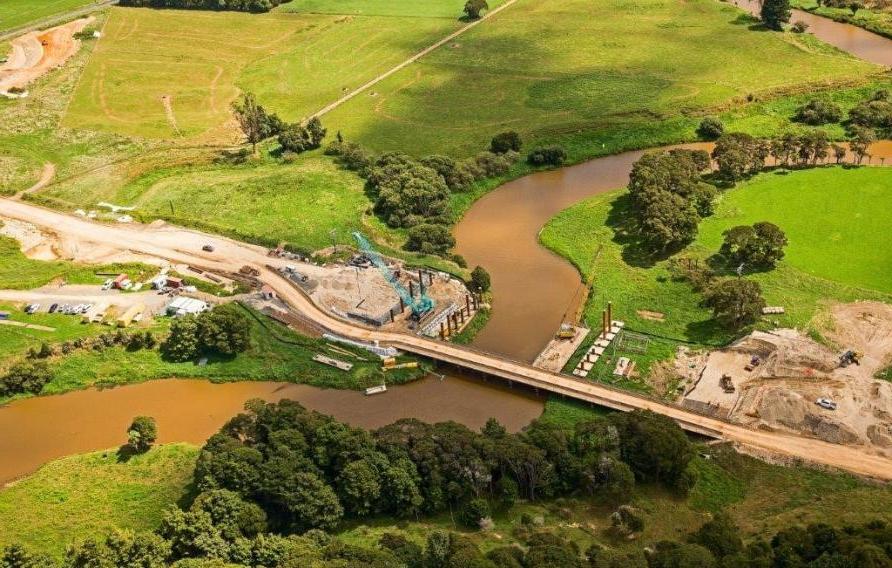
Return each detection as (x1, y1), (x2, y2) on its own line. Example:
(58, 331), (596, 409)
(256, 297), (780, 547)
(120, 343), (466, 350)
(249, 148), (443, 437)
(115, 443), (137, 463)
(605, 193), (688, 269)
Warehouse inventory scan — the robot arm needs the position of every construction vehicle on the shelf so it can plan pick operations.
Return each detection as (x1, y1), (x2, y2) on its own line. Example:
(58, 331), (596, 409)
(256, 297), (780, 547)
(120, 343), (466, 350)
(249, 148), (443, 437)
(352, 232), (434, 319)
(556, 323), (576, 340)
(815, 397), (837, 411)
(239, 265), (260, 277)
(744, 355), (761, 372)
(720, 374), (735, 393)
(839, 350), (862, 368)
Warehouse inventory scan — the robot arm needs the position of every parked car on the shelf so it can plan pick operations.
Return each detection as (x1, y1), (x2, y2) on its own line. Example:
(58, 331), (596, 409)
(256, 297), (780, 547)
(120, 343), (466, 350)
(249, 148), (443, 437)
(815, 397), (837, 411)
(25, 303), (40, 314)
(49, 303), (59, 313)
(202, 244), (215, 252)
(102, 279), (113, 291)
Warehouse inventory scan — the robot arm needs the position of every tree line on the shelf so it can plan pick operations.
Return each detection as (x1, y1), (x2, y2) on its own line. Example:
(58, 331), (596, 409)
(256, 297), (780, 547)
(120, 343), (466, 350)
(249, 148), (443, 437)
(3, 400), (890, 566)
(119, 0), (291, 13)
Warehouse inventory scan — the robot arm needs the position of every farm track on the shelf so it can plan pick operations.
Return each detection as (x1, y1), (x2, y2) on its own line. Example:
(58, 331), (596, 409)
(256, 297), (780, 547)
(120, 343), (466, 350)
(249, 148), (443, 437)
(310, 0), (519, 118)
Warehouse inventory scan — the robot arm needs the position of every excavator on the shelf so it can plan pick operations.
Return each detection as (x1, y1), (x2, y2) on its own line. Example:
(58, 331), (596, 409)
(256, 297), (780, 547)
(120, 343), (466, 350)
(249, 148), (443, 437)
(839, 350), (862, 368)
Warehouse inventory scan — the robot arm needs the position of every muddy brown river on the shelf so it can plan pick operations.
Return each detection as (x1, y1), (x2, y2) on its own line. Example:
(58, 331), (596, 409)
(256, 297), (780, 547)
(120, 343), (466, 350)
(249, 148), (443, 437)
(2, 4), (892, 486)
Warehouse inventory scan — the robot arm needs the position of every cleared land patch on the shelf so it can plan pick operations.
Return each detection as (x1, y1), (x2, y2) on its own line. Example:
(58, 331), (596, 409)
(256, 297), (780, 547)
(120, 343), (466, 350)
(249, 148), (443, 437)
(0, 444), (198, 559)
(64, 7), (460, 139)
(323, 0), (877, 156)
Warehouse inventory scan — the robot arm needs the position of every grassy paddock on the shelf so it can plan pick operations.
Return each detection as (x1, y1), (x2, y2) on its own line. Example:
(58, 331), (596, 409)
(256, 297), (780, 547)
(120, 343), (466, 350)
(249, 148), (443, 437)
(275, 0), (504, 18)
(0, 443), (198, 558)
(63, 6), (459, 139)
(324, 0), (876, 156)
(540, 166), (892, 389)
(0, 0), (96, 33)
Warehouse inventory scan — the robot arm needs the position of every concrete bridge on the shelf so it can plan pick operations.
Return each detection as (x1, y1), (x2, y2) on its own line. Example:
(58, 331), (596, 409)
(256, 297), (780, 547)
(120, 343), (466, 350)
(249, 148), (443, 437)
(2, 197), (891, 481)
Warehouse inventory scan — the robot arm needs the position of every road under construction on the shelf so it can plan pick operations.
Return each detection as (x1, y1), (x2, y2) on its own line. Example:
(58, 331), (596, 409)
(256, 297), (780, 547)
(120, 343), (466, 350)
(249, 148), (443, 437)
(2, 196), (892, 481)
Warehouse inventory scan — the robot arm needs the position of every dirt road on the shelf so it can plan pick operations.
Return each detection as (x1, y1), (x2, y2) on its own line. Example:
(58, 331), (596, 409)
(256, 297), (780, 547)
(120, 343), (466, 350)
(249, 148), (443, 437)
(0, 17), (93, 93)
(2, 197), (892, 480)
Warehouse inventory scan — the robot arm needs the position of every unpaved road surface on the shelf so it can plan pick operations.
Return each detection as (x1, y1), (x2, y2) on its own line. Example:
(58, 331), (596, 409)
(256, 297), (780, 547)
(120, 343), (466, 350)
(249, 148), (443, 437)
(0, 17), (93, 93)
(1, 197), (892, 480)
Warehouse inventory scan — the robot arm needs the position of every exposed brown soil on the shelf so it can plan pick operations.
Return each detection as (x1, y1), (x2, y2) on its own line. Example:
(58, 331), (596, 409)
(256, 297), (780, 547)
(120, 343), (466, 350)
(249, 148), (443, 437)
(683, 303), (892, 454)
(0, 18), (94, 93)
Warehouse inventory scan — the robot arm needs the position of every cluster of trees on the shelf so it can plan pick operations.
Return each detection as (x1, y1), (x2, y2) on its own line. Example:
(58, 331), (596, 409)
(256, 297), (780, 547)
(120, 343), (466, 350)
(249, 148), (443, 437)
(119, 0), (291, 13)
(278, 117), (327, 155)
(527, 145), (568, 167)
(161, 304), (251, 362)
(720, 222), (788, 269)
(192, 400), (696, 534)
(325, 132), (521, 256)
(5, 487), (891, 568)
(627, 149), (716, 251)
(0, 360), (52, 397)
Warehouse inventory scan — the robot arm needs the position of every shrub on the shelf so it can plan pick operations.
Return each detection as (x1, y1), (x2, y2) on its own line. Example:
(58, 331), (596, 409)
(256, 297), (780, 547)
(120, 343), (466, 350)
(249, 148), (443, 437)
(0, 360), (53, 397)
(527, 145), (567, 167)
(470, 266), (491, 293)
(127, 416), (158, 453)
(406, 223), (456, 255)
(704, 278), (766, 329)
(791, 20), (810, 33)
(793, 99), (842, 125)
(474, 151), (517, 177)
(490, 131), (523, 154)
(459, 499), (491, 528)
(697, 117), (725, 140)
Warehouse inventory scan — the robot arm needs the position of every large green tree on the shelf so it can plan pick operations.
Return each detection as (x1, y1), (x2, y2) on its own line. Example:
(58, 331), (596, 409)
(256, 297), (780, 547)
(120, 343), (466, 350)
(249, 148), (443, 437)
(761, 0), (791, 30)
(704, 278), (766, 329)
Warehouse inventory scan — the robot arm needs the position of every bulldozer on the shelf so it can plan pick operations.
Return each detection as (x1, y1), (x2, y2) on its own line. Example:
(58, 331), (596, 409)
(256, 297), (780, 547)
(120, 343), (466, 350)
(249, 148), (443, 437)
(720, 374), (735, 393)
(239, 265), (260, 277)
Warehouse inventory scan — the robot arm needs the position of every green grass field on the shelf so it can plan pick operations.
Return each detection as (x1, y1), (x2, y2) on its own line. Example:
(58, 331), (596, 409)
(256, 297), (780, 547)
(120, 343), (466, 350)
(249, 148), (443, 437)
(37, 154), (394, 251)
(540, 166), (892, 385)
(0, 0), (96, 33)
(63, 6), (459, 139)
(0, 302), (110, 362)
(699, 167), (892, 294)
(0, 444), (198, 558)
(275, 0), (502, 18)
(322, 0), (877, 156)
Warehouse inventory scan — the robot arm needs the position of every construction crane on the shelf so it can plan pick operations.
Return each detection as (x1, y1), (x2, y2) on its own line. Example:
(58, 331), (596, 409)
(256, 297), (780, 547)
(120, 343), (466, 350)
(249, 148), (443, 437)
(352, 232), (434, 318)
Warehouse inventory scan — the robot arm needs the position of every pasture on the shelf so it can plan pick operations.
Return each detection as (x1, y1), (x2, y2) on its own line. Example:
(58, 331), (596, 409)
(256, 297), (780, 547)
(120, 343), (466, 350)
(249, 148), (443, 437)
(0, 0), (95, 34)
(63, 7), (459, 139)
(540, 166), (892, 348)
(0, 444), (198, 558)
(276, 0), (503, 18)
(323, 0), (877, 156)
(37, 154), (394, 251)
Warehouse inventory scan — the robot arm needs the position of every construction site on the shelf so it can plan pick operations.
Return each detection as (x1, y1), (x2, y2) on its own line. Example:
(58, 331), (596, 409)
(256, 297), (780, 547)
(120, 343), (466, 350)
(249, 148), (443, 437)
(677, 302), (892, 455)
(263, 234), (482, 338)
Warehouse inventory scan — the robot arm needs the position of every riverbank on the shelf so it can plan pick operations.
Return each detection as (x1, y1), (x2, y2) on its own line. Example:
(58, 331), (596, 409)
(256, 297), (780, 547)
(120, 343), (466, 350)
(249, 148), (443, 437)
(791, 0), (892, 40)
